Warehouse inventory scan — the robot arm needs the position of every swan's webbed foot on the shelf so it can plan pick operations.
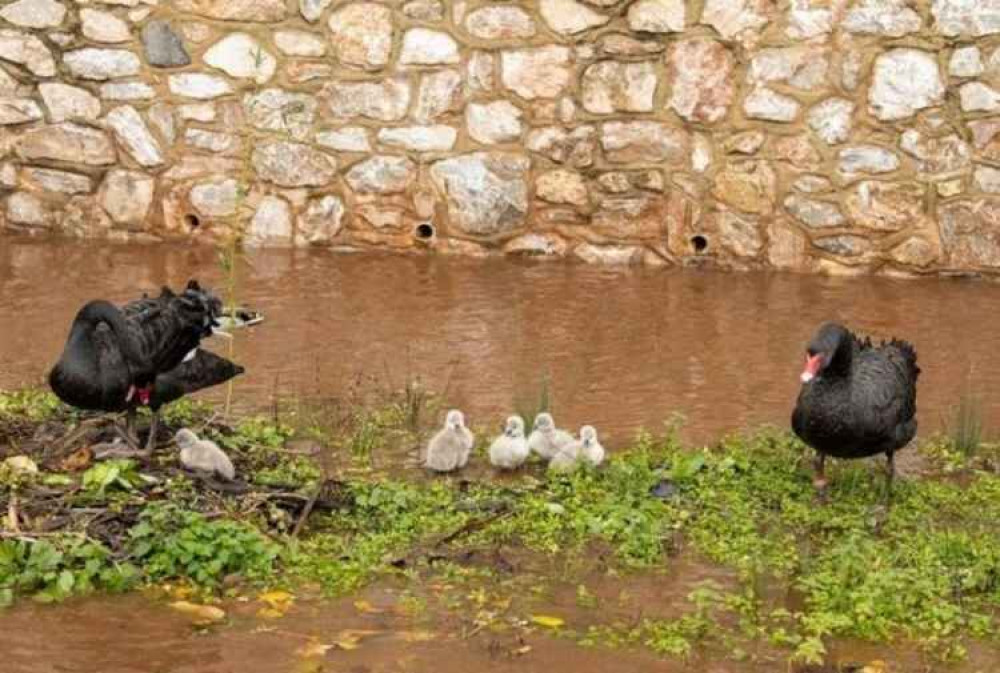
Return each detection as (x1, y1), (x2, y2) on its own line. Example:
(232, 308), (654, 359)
(111, 418), (152, 459)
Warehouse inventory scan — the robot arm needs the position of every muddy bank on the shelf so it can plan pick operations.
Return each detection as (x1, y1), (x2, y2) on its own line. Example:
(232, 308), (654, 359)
(1, 390), (999, 672)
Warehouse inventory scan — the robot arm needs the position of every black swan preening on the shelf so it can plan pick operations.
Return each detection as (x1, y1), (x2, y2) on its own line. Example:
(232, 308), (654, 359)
(791, 322), (920, 498)
(49, 280), (226, 449)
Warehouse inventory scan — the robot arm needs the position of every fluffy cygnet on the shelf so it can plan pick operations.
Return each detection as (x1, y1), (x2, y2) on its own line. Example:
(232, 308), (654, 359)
(577, 425), (605, 466)
(425, 409), (474, 473)
(548, 425), (604, 473)
(489, 416), (529, 470)
(527, 412), (573, 460)
(175, 428), (235, 480)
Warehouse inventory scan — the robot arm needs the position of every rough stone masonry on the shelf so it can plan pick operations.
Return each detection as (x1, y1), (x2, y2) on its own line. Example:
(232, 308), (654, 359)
(2, 0), (1000, 277)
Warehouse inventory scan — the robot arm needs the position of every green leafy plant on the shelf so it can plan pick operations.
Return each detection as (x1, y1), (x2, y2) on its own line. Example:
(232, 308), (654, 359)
(81, 460), (141, 497)
(0, 537), (137, 606)
(0, 389), (61, 422)
(127, 503), (278, 588)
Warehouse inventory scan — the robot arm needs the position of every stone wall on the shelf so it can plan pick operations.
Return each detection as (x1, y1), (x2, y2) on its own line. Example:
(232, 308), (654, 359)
(1, 0), (1000, 275)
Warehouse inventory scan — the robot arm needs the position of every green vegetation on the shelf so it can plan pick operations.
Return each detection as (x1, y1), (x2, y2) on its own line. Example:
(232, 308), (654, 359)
(946, 383), (987, 458)
(514, 374), (552, 431)
(0, 536), (137, 607)
(128, 503), (278, 588)
(1, 388), (999, 668)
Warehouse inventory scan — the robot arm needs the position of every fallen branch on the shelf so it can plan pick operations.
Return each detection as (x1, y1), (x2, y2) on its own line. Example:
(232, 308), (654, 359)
(390, 504), (513, 568)
(291, 486), (321, 538)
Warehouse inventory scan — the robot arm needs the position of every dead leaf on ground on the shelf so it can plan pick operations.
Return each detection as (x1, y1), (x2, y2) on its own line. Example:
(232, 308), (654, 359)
(353, 599), (384, 614)
(165, 584), (194, 601)
(257, 590), (295, 618)
(333, 629), (382, 650)
(529, 615), (565, 629)
(59, 447), (93, 472)
(295, 639), (333, 659)
(862, 661), (888, 673)
(396, 630), (436, 643)
(169, 600), (226, 626)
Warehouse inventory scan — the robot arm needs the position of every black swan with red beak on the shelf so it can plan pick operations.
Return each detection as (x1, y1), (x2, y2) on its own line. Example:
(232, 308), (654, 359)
(49, 280), (226, 447)
(791, 322), (920, 498)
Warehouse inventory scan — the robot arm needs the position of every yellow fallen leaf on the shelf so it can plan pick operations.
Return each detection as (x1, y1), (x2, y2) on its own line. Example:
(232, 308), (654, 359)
(169, 600), (226, 625)
(396, 630), (436, 643)
(256, 607), (286, 620)
(333, 629), (382, 651)
(295, 639), (333, 659)
(256, 590), (294, 619)
(862, 661), (888, 673)
(514, 645), (533, 656)
(259, 590), (294, 609)
(166, 584), (195, 601)
(353, 599), (383, 614)
(530, 615), (565, 629)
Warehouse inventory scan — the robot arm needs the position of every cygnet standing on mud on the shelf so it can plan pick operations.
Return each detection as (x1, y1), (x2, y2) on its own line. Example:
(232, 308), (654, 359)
(527, 412), (573, 460)
(489, 416), (529, 470)
(425, 409), (474, 473)
(175, 428), (235, 480)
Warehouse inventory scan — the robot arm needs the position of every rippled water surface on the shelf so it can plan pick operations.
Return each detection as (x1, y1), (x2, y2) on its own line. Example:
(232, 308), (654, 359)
(2, 237), (999, 445)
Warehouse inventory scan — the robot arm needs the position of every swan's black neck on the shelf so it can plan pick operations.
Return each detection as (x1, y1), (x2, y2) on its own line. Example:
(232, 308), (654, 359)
(826, 336), (855, 379)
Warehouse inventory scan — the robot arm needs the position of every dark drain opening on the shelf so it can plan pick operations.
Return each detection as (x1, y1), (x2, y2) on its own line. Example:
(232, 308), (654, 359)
(415, 222), (435, 240)
(691, 235), (708, 254)
(184, 214), (201, 230)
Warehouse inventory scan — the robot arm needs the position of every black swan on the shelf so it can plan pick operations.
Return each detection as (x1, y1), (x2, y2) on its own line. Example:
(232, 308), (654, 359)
(791, 322), (919, 498)
(49, 280), (222, 443)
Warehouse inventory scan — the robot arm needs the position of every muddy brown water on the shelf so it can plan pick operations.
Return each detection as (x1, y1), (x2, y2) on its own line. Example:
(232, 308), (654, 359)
(3, 237), (1000, 672)
(2, 237), (999, 446)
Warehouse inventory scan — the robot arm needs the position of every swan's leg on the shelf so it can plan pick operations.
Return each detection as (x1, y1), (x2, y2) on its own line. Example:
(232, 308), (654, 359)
(884, 450), (895, 503)
(812, 452), (828, 500)
(117, 408), (140, 449)
(144, 411), (159, 454)
(111, 407), (146, 455)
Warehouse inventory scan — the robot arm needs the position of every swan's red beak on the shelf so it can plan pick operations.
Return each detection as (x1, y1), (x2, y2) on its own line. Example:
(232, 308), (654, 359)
(801, 354), (823, 383)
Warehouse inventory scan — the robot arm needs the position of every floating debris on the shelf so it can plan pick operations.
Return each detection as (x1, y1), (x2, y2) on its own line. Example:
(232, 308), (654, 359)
(169, 600), (227, 626)
(216, 307), (264, 331)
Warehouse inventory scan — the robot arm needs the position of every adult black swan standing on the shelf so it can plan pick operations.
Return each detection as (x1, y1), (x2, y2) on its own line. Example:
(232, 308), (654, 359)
(49, 280), (223, 445)
(791, 322), (920, 499)
(120, 286), (243, 451)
